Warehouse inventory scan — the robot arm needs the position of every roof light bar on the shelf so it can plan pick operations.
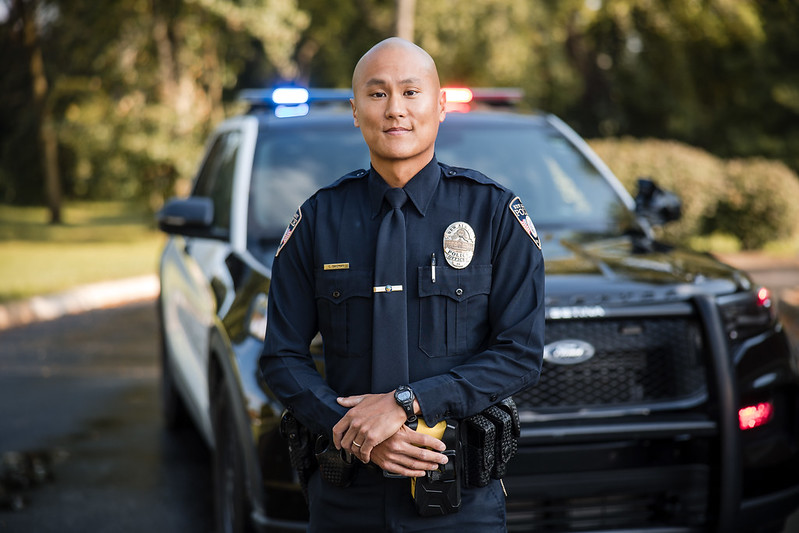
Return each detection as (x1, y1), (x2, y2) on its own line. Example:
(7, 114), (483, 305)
(239, 88), (352, 106)
(441, 87), (524, 113)
(239, 87), (353, 118)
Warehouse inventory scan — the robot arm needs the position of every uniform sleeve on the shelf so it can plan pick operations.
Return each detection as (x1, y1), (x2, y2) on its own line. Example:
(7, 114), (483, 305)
(411, 191), (545, 424)
(259, 199), (347, 436)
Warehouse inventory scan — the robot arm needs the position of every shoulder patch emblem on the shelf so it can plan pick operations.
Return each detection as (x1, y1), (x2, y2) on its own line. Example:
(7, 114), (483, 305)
(509, 196), (541, 250)
(276, 207), (302, 257)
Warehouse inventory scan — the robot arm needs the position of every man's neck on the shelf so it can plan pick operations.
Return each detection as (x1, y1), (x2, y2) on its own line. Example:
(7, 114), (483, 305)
(371, 153), (434, 188)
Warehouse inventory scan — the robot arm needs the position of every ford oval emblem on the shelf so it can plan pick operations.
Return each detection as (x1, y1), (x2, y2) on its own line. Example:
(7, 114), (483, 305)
(543, 339), (596, 365)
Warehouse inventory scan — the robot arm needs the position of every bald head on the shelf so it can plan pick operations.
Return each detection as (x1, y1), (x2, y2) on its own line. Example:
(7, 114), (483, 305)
(349, 37), (447, 187)
(352, 38), (440, 92)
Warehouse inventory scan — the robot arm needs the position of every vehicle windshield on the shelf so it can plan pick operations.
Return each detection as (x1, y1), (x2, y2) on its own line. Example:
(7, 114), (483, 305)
(248, 113), (635, 249)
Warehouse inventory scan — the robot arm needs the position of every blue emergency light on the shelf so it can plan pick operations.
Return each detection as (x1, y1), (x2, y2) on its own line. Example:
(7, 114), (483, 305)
(271, 87), (309, 105)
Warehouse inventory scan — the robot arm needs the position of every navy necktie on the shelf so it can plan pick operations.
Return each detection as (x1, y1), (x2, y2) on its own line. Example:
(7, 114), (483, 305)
(371, 187), (409, 393)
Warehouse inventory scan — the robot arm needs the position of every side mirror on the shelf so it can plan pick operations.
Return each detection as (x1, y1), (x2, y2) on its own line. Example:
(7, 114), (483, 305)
(635, 178), (682, 226)
(157, 197), (218, 238)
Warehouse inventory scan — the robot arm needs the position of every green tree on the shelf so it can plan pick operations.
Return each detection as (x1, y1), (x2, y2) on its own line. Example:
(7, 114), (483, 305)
(2, 0), (799, 215)
(0, 0), (308, 209)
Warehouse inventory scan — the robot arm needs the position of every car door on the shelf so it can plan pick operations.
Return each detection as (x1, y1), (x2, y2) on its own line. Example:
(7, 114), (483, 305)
(160, 125), (242, 440)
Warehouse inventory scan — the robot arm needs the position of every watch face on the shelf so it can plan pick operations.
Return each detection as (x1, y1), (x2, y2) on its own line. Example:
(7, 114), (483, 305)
(397, 390), (412, 403)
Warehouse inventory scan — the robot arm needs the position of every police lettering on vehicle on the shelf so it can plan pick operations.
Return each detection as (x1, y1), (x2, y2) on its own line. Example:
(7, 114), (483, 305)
(509, 196), (541, 250)
(443, 221), (476, 269)
(276, 207), (302, 257)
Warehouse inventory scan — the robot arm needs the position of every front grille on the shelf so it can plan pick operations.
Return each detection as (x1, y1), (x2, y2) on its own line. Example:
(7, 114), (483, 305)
(518, 317), (707, 410)
(506, 485), (708, 532)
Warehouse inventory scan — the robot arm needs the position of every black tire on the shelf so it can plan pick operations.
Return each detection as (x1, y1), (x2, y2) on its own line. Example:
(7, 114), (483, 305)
(160, 329), (190, 430)
(212, 378), (254, 533)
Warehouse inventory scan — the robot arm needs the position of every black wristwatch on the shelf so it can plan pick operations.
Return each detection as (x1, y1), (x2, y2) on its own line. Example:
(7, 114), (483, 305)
(394, 385), (417, 423)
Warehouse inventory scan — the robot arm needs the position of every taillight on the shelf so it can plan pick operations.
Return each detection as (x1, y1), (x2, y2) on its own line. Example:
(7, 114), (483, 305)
(739, 401), (774, 430)
(755, 286), (771, 308)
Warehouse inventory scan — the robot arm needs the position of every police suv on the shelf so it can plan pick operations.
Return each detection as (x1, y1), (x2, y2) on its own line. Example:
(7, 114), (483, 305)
(157, 87), (799, 532)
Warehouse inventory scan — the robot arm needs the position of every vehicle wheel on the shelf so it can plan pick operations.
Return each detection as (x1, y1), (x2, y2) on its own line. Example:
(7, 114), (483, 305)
(160, 328), (190, 430)
(212, 379), (254, 533)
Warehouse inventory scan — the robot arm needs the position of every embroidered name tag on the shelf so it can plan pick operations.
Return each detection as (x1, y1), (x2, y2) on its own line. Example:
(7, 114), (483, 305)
(324, 263), (350, 271)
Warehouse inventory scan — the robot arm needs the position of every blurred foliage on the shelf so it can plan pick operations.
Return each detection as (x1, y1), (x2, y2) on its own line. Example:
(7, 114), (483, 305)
(589, 137), (799, 250)
(1, 0), (307, 210)
(714, 158), (799, 250)
(589, 137), (727, 242)
(1, 0), (799, 246)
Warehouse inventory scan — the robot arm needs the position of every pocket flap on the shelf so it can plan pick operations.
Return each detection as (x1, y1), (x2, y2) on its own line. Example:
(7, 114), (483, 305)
(417, 265), (492, 302)
(315, 269), (373, 303)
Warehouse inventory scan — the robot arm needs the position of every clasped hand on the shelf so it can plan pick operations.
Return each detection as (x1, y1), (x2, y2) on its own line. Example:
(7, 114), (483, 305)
(332, 392), (448, 477)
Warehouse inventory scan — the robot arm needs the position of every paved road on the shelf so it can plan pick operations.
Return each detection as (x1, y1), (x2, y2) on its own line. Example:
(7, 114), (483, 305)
(0, 302), (213, 532)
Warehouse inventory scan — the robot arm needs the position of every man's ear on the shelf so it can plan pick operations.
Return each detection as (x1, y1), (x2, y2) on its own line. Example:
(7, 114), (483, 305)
(350, 98), (360, 128)
(438, 89), (447, 123)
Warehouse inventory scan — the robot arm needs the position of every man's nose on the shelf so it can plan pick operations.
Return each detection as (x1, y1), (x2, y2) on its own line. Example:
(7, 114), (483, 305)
(385, 93), (406, 118)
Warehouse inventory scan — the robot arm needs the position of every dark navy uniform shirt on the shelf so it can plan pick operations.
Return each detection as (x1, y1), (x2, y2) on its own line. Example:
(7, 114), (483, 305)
(260, 157), (545, 436)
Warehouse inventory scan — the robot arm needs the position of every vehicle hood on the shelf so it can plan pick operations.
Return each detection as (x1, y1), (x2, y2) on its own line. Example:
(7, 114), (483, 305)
(542, 230), (750, 307)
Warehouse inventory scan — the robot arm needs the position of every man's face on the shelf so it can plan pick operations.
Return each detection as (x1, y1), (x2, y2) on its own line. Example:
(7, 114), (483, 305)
(351, 43), (446, 172)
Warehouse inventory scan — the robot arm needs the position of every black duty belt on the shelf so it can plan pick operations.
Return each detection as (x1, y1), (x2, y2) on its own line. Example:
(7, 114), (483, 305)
(280, 397), (521, 517)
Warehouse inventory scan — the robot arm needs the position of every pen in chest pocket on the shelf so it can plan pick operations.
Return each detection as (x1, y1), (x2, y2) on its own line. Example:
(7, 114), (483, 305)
(431, 253), (436, 283)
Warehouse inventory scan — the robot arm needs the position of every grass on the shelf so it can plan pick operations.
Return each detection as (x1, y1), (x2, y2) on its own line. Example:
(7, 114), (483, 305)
(0, 202), (165, 302)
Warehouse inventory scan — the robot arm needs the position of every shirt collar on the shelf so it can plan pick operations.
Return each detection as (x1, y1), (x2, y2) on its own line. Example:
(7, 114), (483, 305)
(368, 156), (441, 218)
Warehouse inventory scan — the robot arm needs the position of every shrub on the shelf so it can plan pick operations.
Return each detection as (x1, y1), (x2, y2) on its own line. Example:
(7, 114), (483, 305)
(588, 137), (799, 250)
(713, 158), (799, 250)
(588, 137), (727, 243)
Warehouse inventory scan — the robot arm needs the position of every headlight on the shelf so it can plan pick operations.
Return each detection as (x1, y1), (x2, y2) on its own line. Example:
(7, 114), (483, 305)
(717, 286), (776, 343)
(247, 293), (268, 341)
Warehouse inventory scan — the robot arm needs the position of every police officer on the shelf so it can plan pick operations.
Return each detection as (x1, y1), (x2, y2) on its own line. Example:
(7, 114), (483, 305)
(260, 37), (545, 531)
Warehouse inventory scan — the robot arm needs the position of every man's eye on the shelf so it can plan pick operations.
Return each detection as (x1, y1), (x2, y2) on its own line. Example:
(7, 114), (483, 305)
(370, 92), (386, 98)
(405, 90), (419, 96)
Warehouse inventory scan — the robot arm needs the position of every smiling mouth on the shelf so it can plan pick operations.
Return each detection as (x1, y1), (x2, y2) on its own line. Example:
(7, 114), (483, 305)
(385, 127), (410, 134)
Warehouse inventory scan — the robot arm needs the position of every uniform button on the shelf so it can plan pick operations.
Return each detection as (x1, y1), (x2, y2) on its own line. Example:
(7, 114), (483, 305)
(455, 288), (463, 296)
(490, 394), (498, 402)
(448, 170), (456, 176)
(332, 290), (341, 298)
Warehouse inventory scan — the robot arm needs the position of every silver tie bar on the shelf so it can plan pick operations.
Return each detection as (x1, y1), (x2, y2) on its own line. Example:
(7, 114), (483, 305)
(373, 285), (403, 293)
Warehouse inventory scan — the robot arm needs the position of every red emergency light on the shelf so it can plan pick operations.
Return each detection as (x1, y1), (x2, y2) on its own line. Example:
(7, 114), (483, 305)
(443, 87), (473, 113)
(444, 87), (474, 103)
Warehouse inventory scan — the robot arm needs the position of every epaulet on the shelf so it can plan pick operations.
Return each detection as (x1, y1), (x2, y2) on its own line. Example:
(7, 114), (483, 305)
(439, 162), (506, 191)
(318, 168), (369, 192)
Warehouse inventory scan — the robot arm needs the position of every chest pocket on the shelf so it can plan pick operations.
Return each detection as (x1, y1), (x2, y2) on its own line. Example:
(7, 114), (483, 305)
(315, 269), (373, 358)
(417, 265), (492, 357)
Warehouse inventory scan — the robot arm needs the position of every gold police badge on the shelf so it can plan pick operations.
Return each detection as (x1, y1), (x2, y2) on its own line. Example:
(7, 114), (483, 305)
(443, 221), (475, 269)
